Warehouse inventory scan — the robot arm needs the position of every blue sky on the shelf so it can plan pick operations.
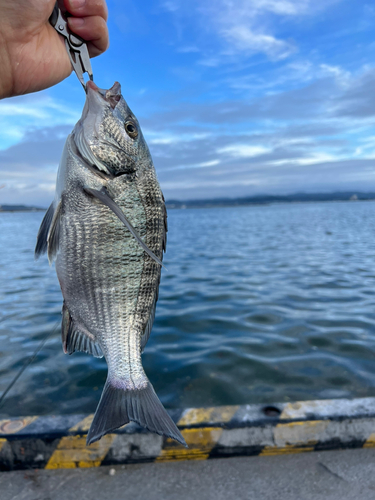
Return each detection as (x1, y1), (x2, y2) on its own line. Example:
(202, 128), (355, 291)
(1, 0), (375, 206)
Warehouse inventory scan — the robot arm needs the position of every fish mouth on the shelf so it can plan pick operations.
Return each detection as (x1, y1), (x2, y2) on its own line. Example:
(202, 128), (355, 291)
(86, 81), (122, 109)
(72, 81), (123, 178)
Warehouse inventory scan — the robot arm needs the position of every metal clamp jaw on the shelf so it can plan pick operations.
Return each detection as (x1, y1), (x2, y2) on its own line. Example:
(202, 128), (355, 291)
(50, 2), (94, 89)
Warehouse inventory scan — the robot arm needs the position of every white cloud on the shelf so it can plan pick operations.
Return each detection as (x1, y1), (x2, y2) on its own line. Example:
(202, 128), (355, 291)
(192, 0), (338, 61)
(165, 159), (220, 170)
(162, 0), (342, 63)
(265, 152), (343, 168)
(149, 137), (177, 145)
(0, 93), (79, 150)
(355, 135), (375, 159)
(199, 160), (220, 167)
(319, 64), (350, 87)
(218, 145), (270, 157)
(251, 0), (309, 16)
(206, 0), (309, 22)
(147, 131), (210, 145)
(223, 26), (296, 60)
(162, 0), (180, 12)
(210, 0), (333, 22)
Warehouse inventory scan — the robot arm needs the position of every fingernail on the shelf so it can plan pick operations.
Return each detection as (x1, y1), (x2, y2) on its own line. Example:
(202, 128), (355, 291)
(68, 0), (86, 9)
(68, 17), (85, 27)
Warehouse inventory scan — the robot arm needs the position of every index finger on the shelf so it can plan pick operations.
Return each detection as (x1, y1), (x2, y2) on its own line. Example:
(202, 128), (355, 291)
(64, 0), (108, 21)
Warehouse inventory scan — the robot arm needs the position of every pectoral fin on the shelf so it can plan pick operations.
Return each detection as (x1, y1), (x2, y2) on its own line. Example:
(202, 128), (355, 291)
(84, 187), (164, 268)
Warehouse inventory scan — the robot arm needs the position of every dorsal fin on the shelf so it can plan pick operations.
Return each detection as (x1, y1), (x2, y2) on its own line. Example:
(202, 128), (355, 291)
(162, 193), (167, 252)
(35, 203), (54, 258)
(35, 200), (62, 263)
(140, 193), (167, 353)
(47, 201), (62, 264)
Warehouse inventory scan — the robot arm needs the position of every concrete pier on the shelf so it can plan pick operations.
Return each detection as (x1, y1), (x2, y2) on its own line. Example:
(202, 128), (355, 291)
(2, 448), (375, 500)
(1, 397), (375, 470)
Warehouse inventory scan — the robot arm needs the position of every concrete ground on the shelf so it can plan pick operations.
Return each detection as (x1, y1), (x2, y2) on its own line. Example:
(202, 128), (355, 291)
(1, 448), (375, 500)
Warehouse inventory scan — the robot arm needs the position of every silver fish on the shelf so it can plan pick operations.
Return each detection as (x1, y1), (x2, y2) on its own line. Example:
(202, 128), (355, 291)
(35, 81), (186, 447)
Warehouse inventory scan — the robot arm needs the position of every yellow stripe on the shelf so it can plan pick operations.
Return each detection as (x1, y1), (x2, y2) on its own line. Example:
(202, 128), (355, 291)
(177, 406), (239, 427)
(69, 415), (94, 433)
(0, 417), (37, 434)
(260, 445), (315, 456)
(0, 438), (7, 452)
(274, 420), (330, 447)
(259, 420), (329, 455)
(280, 399), (335, 420)
(364, 433), (375, 448)
(45, 415), (114, 469)
(45, 434), (116, 469)
(156, 427), (223, 462)
(280, 402), (303, 420)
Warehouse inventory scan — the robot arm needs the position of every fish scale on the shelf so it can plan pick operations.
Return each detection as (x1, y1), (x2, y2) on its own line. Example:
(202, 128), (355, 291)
(60, 194), (145, 373)
(36, 81), (185, 447)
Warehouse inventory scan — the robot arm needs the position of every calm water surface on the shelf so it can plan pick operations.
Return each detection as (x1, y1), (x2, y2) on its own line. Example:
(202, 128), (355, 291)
(1, 201), (375, 417)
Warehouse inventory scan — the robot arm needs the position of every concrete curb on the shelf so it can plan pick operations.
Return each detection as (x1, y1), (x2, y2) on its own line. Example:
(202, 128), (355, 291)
(1, 397), (375, 470)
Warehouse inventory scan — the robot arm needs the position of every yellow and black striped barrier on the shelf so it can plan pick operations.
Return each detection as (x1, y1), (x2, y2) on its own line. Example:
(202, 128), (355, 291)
(1, 397), (375, 470)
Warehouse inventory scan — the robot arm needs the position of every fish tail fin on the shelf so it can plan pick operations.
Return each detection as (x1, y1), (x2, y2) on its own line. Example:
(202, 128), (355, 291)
(86, 377), (186, 447)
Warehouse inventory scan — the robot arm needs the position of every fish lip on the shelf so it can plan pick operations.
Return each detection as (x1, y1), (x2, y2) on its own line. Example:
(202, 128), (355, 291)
(86, 81), (122, 109)
(84, 85), (116, 119)
(86, 80), (101, 93)
(86, 82), (107, 105)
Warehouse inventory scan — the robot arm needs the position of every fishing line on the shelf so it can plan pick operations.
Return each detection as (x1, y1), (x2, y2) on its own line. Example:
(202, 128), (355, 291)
(0, 321), (60, 410)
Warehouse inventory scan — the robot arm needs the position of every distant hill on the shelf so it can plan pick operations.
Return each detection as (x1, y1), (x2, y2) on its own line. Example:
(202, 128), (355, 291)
(0, 204), (44, 212)
(166, 192), (375, 209)
(1, 192), (373, 212)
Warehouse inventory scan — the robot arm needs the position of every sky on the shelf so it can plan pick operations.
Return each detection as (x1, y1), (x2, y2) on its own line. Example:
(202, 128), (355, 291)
(1, 0), (375, 206)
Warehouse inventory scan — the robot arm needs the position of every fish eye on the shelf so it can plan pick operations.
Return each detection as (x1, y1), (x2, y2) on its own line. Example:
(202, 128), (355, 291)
(125, 121), (138, 139)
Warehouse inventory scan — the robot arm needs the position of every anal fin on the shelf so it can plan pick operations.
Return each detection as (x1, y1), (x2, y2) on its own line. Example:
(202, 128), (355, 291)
(62, 303), (103, 358)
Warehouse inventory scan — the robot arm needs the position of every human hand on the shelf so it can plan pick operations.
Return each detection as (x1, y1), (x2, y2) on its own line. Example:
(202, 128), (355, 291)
(0, 0), (109, 99)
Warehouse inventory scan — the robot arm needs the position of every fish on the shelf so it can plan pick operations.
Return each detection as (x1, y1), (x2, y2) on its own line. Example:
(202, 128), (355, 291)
(35, 81), (186, 447)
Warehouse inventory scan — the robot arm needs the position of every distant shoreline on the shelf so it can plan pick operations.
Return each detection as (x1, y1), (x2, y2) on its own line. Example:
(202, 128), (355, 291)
(165, 192), (375, 209)
(1, 192), (374, 212)
(167, 199), (375, 209)
(0, 205), (45, 213)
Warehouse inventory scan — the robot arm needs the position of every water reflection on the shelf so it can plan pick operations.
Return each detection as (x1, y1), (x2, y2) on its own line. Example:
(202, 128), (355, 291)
(1, 201), (375, 417)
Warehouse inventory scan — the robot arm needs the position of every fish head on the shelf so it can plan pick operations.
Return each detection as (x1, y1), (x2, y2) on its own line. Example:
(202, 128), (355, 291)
(73, 81), (151, 177)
